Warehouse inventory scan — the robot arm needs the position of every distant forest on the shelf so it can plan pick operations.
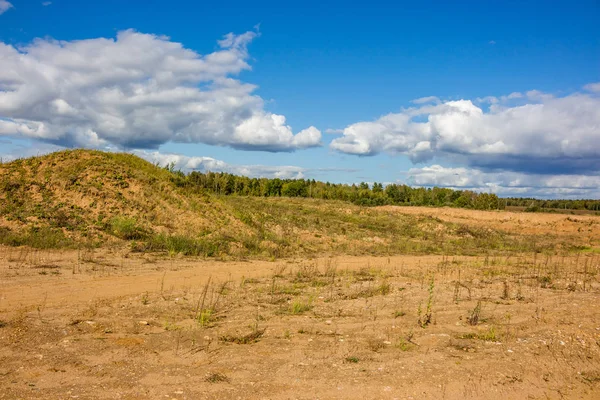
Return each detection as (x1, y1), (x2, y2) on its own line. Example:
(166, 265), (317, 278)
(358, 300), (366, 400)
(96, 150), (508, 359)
(167, 167), (600, 212)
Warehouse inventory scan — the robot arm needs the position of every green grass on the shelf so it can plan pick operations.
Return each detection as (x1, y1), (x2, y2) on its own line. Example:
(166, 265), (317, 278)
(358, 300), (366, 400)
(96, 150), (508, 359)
(139, 233), (230, 257)
(290, 298), (313, 314)
(109, 217), (148, 240)
(0, 149), (589, 259)
(460, 326), (500, 341)
(197, 309), (214, 327)
(0, 226), (72, 249)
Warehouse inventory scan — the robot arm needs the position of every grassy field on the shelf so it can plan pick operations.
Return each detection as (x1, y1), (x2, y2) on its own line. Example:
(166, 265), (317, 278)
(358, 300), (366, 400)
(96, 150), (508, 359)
(1, 150), (599, 399)
(2, 150), (597, 258)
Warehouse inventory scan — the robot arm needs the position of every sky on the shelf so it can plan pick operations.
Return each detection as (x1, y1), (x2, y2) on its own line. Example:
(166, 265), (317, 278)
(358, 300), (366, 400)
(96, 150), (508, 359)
(0, 0), (599, 198)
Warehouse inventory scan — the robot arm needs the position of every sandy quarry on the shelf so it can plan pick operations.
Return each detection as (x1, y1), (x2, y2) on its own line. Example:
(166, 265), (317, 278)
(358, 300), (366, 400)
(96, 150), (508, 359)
(1, 207), (599, 399)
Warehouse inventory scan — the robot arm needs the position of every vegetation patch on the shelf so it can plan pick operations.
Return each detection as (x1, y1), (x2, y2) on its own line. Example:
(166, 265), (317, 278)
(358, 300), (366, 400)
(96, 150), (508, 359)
(220, 328), (265, 344)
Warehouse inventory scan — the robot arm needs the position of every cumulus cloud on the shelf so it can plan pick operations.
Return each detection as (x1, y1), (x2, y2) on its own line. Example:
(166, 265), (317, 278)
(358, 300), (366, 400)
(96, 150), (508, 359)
(136, 150), (306, 179)
(0, 0), (12, 14)
(407, 165), (600, 198)
(584, 82), (600, 93)
(0, 30), (321, 152)
(475, 96), (499, 104)
(330, 88), (600, 174)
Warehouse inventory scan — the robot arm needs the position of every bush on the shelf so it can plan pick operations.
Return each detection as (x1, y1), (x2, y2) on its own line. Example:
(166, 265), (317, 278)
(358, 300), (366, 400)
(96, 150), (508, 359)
(0, 226), (72, 249)
(109, 217), (148, 240)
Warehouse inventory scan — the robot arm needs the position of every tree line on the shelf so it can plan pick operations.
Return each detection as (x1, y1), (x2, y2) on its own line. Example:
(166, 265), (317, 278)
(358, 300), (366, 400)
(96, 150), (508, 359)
(166, 168), (600, 212)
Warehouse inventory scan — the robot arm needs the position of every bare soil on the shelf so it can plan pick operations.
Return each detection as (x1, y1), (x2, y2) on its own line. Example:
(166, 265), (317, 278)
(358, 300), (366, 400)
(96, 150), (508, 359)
(1, 208), (599, 399)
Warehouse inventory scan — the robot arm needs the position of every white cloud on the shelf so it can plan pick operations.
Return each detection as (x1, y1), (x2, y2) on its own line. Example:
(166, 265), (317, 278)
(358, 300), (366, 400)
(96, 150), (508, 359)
(42, 1), (52, 6)
(0, 0), (12, 15)
(330, 89), (600, 174)
(583, 82), (600, 93)
(0, 30), (321, 152)
(407, 165), (600, 198)
(525, 89), (554, 102)
(411, 96), (440, 105)
(325, 128), (344, 134)
(135, 150), (306, 179)
(475, 96), (499, 104)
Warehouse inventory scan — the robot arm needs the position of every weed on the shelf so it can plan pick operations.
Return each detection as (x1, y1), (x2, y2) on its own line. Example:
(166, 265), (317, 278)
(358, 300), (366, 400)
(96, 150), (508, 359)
(367, 338), (385, 352)
(395, 338), (414, 351)
(164, 322), (182, 331)
(538, 275), (552, 288)
(195, 277), (221, 326)
(345, 356), (359, 363)
(205, 372), (230, 383)
(580, 371), (600, 384)
(501, 281), (510, 299)
(141, 292), (150, 305)
(479, 326), (499, 341)
(347, 281), (391, 299)
(418, 275), (434, 328)
(467, 300), (482, 326)
(461, 326), (500, 341)
(290, 298), (313, 314)
(353, 268), (376, 282)
(197, 309), (213, 327)
(220, 328), (265, 344)
(378, 280), (391, 295)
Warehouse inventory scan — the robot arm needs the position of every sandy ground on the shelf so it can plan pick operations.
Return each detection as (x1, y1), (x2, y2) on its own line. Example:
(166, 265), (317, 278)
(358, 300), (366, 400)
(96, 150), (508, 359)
(1, 209), (600, 399)
(382, 206), (600, 244)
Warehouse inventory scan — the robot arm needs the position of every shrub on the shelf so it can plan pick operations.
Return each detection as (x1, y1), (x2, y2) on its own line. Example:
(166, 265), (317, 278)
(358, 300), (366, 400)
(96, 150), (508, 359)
(0, 226), (71, 249)
(109, 217), (148, 240)
(141, 233), (228, 257)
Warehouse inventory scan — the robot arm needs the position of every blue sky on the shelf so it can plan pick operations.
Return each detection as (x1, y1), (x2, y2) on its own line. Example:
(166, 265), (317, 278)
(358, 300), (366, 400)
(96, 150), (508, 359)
(1, 0), (599, 198)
